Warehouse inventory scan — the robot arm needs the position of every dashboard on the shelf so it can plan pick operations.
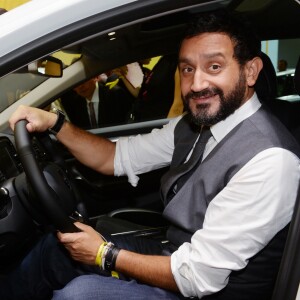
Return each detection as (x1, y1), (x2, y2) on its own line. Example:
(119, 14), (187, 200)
(0, 137), (23, 183)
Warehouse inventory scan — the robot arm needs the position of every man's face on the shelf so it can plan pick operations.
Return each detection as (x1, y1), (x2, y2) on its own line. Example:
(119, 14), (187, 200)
(74, 79), (96, 100)
(278, 60), (287, 72)
(179, 33), (249, 126)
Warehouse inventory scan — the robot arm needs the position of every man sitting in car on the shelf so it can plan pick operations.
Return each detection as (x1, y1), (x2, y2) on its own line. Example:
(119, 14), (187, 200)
(2, 11), (300, 300)
(58, 76), (133, 129)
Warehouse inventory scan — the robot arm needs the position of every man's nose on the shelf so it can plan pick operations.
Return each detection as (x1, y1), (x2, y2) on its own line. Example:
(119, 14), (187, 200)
(191, 69), (209, 92)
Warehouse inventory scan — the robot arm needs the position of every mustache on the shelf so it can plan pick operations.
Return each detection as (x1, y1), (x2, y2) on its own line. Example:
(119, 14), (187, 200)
(184, 87), (223, 101)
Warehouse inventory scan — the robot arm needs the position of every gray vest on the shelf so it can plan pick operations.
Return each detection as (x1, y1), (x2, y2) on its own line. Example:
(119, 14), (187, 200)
(160, 105), (300, 299)
(162, 106), (300, 245)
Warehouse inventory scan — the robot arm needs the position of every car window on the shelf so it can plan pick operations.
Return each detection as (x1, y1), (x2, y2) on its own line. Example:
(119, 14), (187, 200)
(48, 54), (181, 130)
(0, 4), (200, 131)
(0, 51), (81, 113)
(0, 73), (45, 112)
(0, 9), (187, 131)
(262, 37), (300, 102)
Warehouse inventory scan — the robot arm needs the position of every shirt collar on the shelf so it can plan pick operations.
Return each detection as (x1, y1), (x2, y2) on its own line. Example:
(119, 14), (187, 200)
(91, 82), (100, 103)
(86, 82), (99, 104)
(211, 92), (261, 143)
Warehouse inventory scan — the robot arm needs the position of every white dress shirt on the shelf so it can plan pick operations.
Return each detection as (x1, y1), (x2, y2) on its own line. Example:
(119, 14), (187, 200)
(86, 83), (99, 123)
(114, 93), (300, 298)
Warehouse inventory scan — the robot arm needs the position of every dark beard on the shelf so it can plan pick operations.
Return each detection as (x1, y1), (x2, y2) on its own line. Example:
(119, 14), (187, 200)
(183, 72), (247, 126)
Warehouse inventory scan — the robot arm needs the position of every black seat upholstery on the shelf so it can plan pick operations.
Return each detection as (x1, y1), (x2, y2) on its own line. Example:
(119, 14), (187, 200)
(94, 208), (168, 237)
(256, 52), (300, 143)
(289, 56), (300, 142)
(294, 55), (300, 95)
(256, 52), (292, 122)
(255, 51), (278, 103)
(285, 56), (300, 142)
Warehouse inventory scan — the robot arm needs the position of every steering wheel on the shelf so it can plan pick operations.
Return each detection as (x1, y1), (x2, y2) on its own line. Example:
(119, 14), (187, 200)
(14, 119), (80, 233)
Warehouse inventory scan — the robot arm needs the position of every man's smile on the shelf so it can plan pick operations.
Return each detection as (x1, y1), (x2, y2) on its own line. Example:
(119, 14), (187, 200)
(191, 92), (219, 104)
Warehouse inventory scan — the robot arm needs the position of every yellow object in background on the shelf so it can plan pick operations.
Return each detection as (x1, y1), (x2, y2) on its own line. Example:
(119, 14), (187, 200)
(144, 56), (160, 70)
(0, 0), (29, 11)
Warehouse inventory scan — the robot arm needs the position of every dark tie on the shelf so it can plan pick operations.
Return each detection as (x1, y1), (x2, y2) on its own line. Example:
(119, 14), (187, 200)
(161, 127), (212, 201)
(88, 101), (97, 128)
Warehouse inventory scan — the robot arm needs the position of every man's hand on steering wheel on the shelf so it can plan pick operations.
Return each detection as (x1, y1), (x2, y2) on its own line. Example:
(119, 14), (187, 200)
(13, 105), (82, 233)
(9, 105), (57, 133)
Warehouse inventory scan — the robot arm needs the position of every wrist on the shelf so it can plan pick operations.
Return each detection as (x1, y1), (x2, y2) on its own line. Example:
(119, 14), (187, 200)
(95, 242), (120, 278)
(95, 242), (107, 267)
(103, 242), (120, 272)
(48, 108), (65, 135)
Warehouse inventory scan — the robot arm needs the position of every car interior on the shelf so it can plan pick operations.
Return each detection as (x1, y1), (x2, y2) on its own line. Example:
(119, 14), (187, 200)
(0, 0), (299, 298)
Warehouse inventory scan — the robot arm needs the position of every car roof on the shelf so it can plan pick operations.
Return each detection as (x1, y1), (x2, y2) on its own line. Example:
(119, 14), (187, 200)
(0, 0), (299, 57)
(0, 0), (136, 58)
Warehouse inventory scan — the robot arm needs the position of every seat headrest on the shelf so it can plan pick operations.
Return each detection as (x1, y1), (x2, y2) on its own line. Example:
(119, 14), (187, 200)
(255, 52), (277, 103)
(294, 56), (300, 95)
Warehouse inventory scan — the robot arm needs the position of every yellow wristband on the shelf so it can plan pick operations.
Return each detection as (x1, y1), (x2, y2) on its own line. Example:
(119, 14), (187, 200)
(95, 242), (107, 267)
(111, 271), (119, 279)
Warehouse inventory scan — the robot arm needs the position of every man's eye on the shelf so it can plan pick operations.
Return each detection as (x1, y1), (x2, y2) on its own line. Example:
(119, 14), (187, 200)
(209, 64), (221, 71)
(182, 67), (193, 73)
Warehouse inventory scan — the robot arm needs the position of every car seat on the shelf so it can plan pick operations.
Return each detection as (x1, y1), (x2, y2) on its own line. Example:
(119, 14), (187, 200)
(256, 53), (300, 144)
(255, 52), (292, 126)
(295, 56), (300, 95)
(95, 207), (169, 238)
(255, 52), (278, 103)
(288, 56), (300, 142)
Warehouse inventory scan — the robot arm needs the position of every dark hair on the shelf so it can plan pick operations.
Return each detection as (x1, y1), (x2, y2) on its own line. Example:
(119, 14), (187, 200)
(183, 11), (261, 66)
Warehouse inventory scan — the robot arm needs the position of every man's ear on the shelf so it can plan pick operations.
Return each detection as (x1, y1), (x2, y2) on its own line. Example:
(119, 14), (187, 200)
(245, 57), (263, 87)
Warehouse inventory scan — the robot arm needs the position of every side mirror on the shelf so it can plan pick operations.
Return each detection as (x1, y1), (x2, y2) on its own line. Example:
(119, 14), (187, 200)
(28, 56), (63, 78)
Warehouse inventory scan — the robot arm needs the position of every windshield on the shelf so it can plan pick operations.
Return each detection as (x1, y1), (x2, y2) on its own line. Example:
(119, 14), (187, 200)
(0, 51), (81, 113)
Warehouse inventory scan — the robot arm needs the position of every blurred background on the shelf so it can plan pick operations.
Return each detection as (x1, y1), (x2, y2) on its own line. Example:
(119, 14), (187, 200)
(0, 0), (29, 10)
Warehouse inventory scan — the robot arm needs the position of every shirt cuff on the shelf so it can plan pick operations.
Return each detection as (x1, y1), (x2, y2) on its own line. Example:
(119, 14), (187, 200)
(114, 137), (140, 187)
(171, 242), (230, 298)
